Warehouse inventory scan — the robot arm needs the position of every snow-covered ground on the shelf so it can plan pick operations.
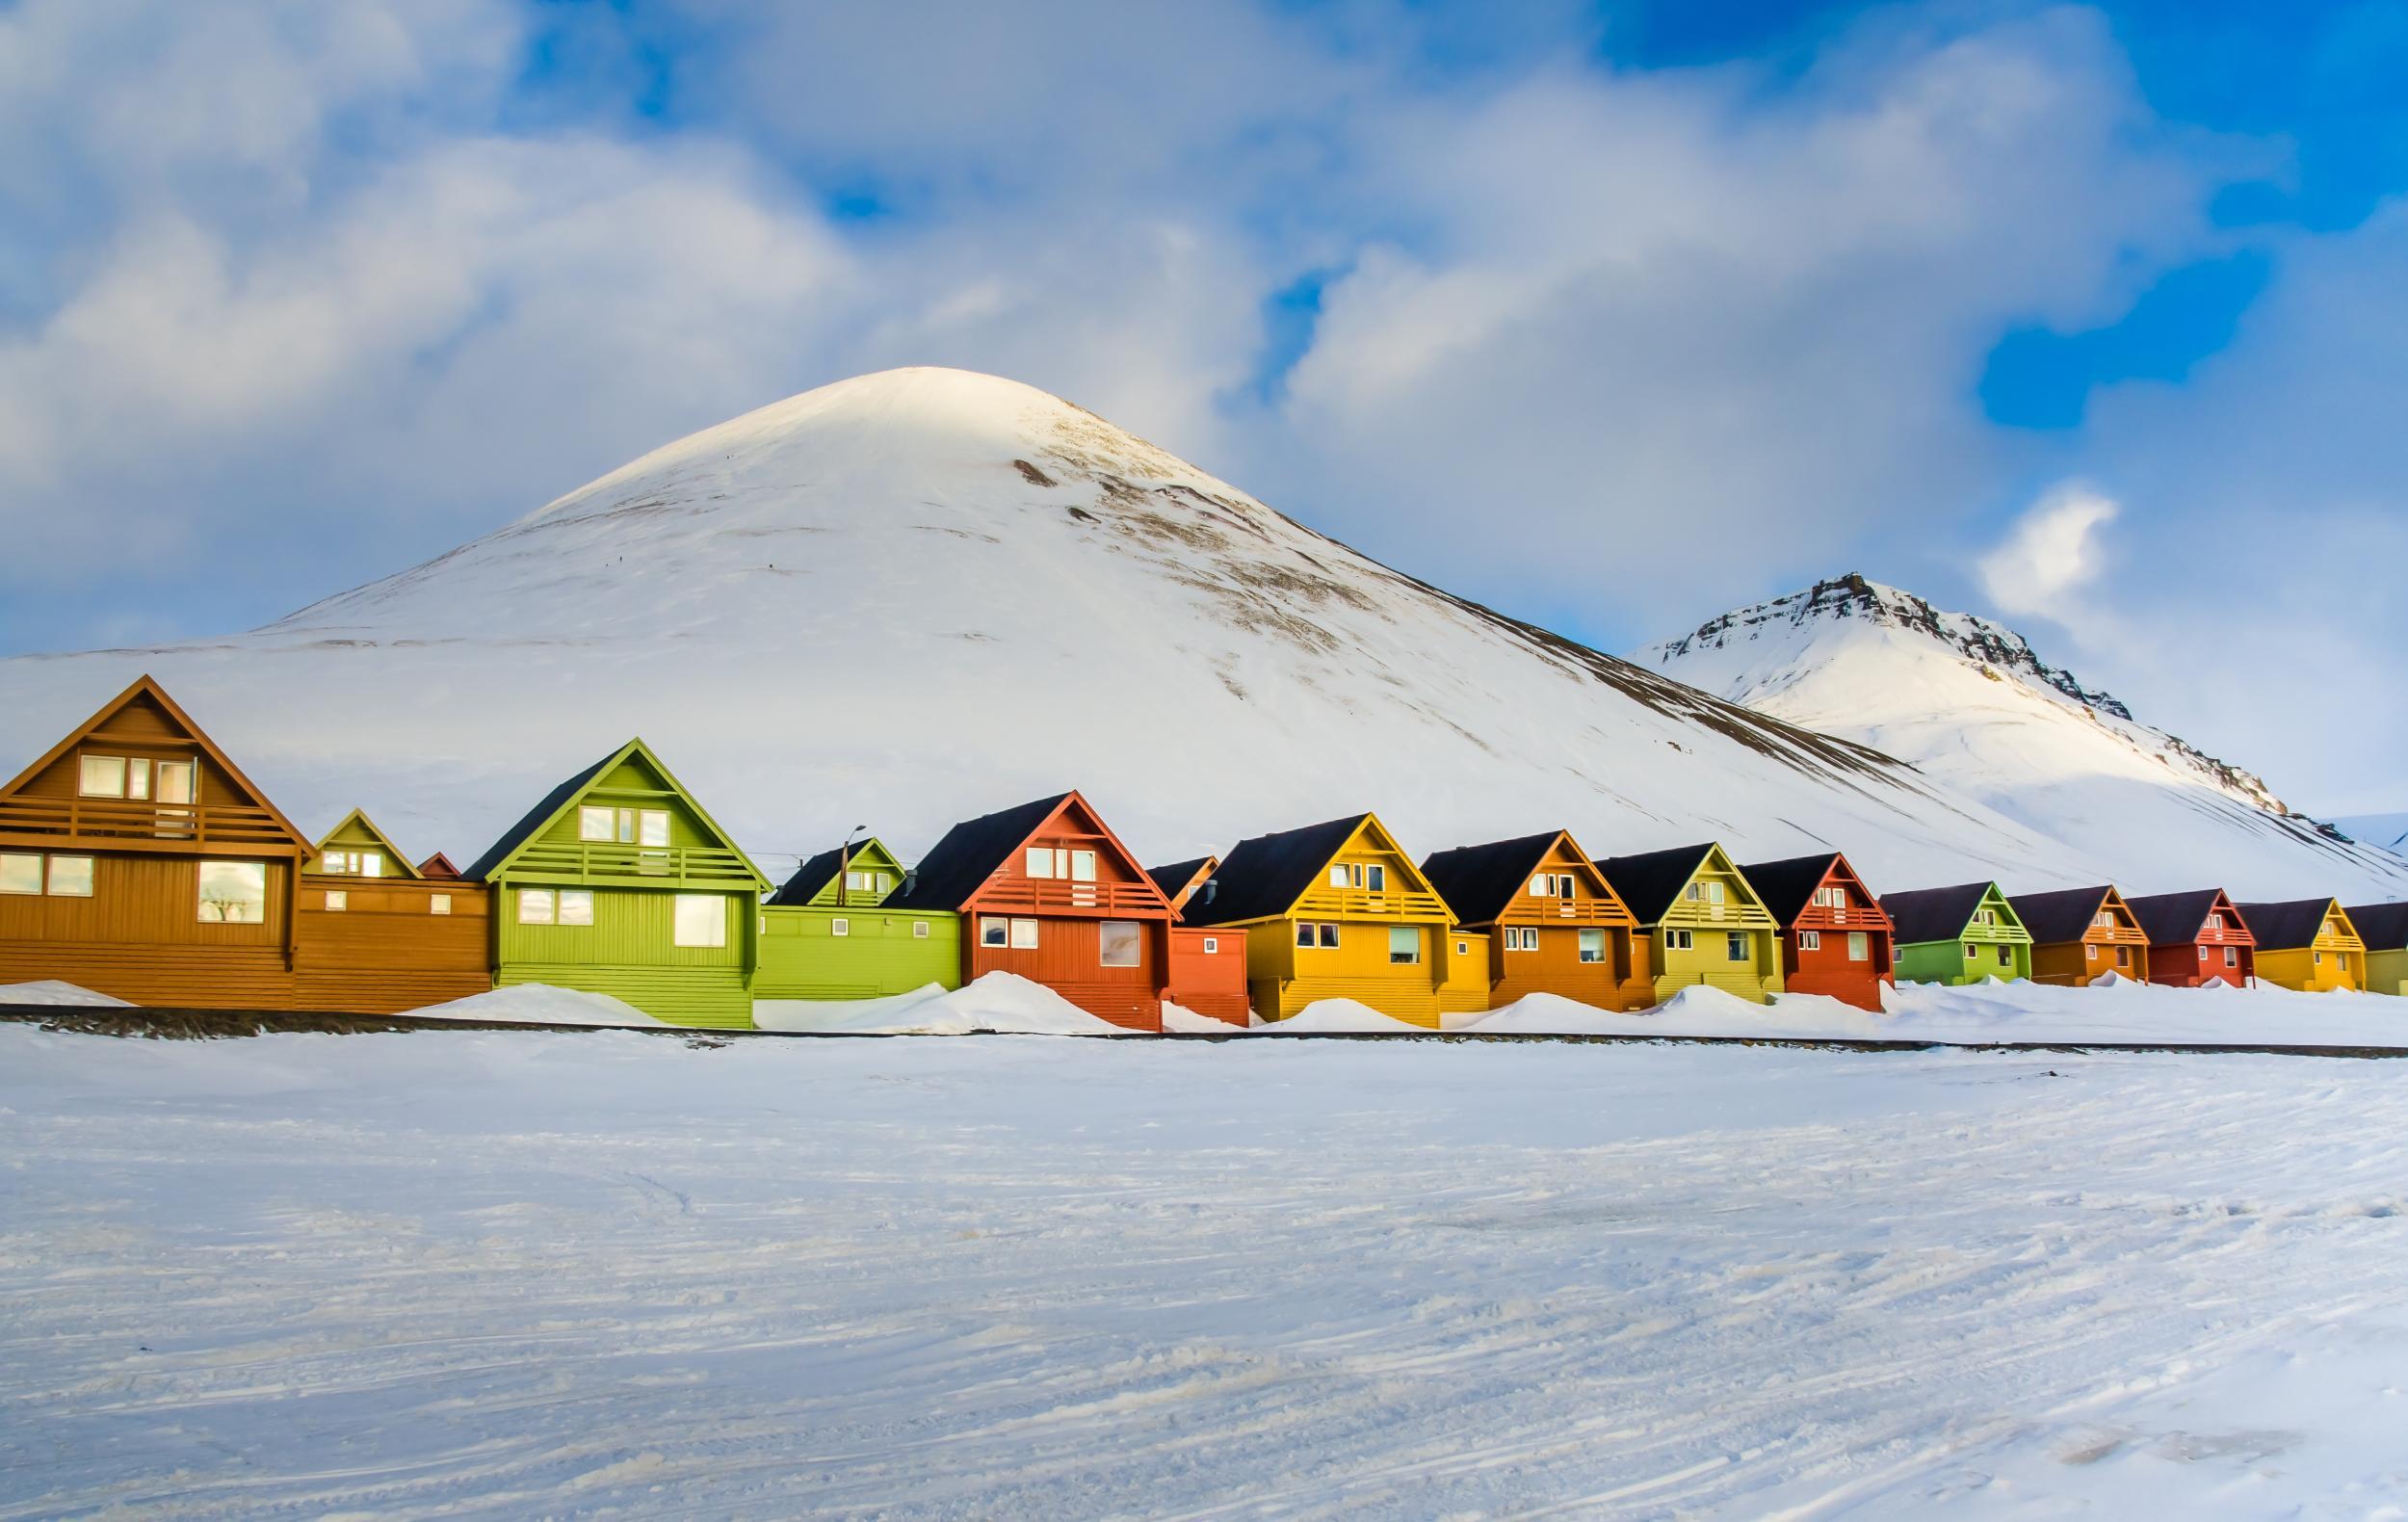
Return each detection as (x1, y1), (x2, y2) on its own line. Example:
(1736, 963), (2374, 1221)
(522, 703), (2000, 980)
(4, 1024), (2405, 1517)
(0, 981), (133, 1008)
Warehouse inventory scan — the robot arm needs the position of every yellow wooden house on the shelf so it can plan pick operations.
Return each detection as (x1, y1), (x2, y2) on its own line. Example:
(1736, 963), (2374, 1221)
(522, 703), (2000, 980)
(1180, 813), (1488, 1027)
(1592, 842), (1784, 1005)
(2236, 898), (2366, 992)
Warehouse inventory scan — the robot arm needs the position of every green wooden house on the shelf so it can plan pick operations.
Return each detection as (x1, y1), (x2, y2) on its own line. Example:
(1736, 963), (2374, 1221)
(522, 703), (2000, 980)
(1591, 842), (1784, 1005)
(1881, 881), (2033, 984)
(464, 739), (770, 1028)
(307, 806), (426, 879)
(755, 836), (961, 1002)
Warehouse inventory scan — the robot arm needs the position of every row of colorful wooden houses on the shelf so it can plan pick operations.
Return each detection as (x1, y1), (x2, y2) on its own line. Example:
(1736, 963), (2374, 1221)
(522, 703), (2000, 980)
(3, 678), (2402, 1030)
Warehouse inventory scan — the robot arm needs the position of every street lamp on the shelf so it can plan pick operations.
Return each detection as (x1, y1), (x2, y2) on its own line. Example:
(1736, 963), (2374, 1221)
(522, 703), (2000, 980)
(837, 825), (867, 905)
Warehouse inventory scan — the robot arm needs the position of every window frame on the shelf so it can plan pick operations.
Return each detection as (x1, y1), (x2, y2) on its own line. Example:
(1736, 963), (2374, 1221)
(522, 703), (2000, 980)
(1798, 930), (1820, 952)
(558, 889), (595, 927)
(518, 887), (557, 926)
(46, 855), (94, 898)
(1387, 926), (1421, 965)
(1098, 919), (1141, 968)
(196, 860), (269, 925)
(78, 754), (128, 798)
(325, 889), (347, 912)
(0, 853), (40, 895)
(672, 893), (726, 949)
(1577, 927), (1606, 963)
(430, 894), (452, 916)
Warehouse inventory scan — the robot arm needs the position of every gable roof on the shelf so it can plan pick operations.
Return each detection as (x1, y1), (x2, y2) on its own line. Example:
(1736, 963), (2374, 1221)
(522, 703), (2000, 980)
(1421, 832), (1571, 927)
(2237, 898), (2349, 951)
(887, 793), (1071, 911)
(1737, 853), (1885, 929)
(418, 853), (463, 880)
(309, 807), (424, 879)
(1881, 882), (2003, 945)
(2343, 902), (2408, 952)
(768, 837), (902, 908)
(463, 738), (767, 888)
(1180, 815), (1374, 928)
(2125, 890), (2229, 946)
(1591, 844), (1717, 926)
(2007, 885), (2118, 945)
(0, 673), (309, 850)
(1146, 855), (1217, 910)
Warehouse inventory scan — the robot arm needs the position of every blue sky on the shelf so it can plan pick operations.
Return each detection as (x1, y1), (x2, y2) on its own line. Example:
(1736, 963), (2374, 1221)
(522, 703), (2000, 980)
(0, 0), (2402, 811)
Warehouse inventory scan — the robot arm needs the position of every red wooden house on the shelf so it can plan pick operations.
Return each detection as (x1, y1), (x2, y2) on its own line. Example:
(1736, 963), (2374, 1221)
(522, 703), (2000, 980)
(1147, 854), (1253, 1027)
(0, 675), (313, 1008)
(887, 792), (1180, 1031)
(2126, 890), (2256, 987)
(1739, 852), (1895, 1010)
(417, 853), (465, 880)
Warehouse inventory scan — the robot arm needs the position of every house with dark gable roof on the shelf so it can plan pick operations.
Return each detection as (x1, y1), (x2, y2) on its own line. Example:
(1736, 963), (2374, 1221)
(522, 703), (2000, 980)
(1592, 843), (1782, 1005)
(2236, 898), (2366, 993)
(1882, 881), (2032, 985)
(1422, 829), (1650, 1011)
(1740, 852), (1894, 1011)
(2009, 884), (2152, 986)
(2127, 889), (2257, 988)
(2342, 902), (2406, 997)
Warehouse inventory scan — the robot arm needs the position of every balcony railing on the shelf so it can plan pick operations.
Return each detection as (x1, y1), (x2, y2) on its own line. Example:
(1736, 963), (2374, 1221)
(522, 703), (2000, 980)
(507, 841), (759, 887)
(1290, 886), (1453, 921)
(0, 795), (291, 849)
(977, 877), (1166, 916)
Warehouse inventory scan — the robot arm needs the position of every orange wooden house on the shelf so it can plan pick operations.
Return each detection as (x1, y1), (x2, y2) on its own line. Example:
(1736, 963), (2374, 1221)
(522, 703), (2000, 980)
(297, 808), (491, 1013)
(1147, 854), (1253, 1026)
(1739, 852), (1895, 1011)
(1419, 830), (1651, 1010)
(2126, 890), (2257, 987)
(0, 675), (313, 1008)
(887, 791), (1181, 1031)
(2009, 885), (2153, 985)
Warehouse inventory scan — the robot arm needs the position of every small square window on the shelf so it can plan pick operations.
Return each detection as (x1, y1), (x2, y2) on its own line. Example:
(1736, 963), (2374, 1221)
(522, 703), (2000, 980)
(1457, 939), (1470, 956)
(430, 894), (452, 915)
(559, 890), (595, 927)
(673, 894), (723, 948)
(47, 856), (94, 898)
(831, 917), (850, 937)
(519, 888), (557, 926)
(325, 890), (348, 911)
(579, 806), (615, 842)
(1296, 922), (1316, 948)
(1318, 923), (1339, 949)
(1099, 919), (1140, 967)
(1202, 935), (1218, 954)
(982, 917), (1009, 948)
(1388, 926), (1420, 965)
(1010, 918), (1039, 950)
(0, 854), (40, 895)
(913, 920), (930, 939)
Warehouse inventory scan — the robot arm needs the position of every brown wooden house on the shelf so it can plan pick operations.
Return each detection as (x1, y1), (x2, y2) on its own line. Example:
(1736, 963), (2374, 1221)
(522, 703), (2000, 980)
(2009, 884), (2153, 986)
(1147, 854), (1252, 1027)
(1420, 830), (1651, 1010)
(887, 792), (1180, 1031)
(0, 675), (312, 1008)
(2126, 889), (2256, 988)
(417, 852), (465, 880)
(1739, 852), (1895, 1011)
(297, 808), (491, 1013)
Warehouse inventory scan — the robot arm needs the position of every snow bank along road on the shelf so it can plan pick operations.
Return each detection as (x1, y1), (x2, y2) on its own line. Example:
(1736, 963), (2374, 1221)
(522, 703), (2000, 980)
(3, 1028), (2405, 1518)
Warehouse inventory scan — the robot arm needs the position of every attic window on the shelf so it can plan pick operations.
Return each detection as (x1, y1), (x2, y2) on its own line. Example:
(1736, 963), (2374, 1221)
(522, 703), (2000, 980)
(78, 756), (127, 797)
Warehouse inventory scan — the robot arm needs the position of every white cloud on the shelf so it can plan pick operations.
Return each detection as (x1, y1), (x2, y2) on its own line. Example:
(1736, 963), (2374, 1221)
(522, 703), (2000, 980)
(1977, 481), (2121, 628)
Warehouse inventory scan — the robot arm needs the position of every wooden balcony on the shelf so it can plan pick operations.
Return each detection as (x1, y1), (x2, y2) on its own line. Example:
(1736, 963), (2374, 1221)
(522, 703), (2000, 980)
(976, 877), (1168, 916)
(0, 796), (294, 853)
(503, 841), (760, 889)
(1290, 886), (1453, 922)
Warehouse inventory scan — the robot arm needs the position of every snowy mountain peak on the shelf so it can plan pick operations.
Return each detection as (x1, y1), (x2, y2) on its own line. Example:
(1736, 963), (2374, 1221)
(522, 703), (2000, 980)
(1648, 573), (2133, 720)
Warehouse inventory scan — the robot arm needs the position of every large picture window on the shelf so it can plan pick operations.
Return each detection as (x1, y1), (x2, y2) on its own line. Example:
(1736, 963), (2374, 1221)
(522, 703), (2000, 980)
(673, 894), (725, 948)
(1098, 920), (1140, 967)
(197, 861), (267, 924)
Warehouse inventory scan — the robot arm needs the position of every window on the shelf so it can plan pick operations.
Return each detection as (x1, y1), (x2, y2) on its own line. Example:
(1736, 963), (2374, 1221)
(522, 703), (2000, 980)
(2207, 912), (2223, 930)
(673, 894), (725, 948)
(1666, 929), (1694, 951)
(2086, 944), (2098, 961)
(1531, 873), (1577, 900)
(1011, 918), (1039, 950)
(912, 920), (929, 939)
(1684, 882), (1702, 902)
(1708, 882), (1726, 905)
(46, 856), (93, 898)
(1965, 943), (1979, 960)
(125, 758), (151, 799)
(1578, 928), (1606, 963)
(1329, 864), (1349, 888)
(2115, 947), (2131, 967)
(1726, 932), (1747, 962)
(0, 854), (39, 895)
(1997, 944), (2012, 966)
(2314, 951), (2323, 966)
(1798, 930), (1820, 952)
(1505, 927), (1537, 952)
(196, 861), (267, 924)
(830, 917), (850, 937)
(1028, 846), (1096, 881)
(2224, 946), (2238, 968)
(639, 811), (669, 849)
(559, 890), (594, 927)
(430, 894), (452, 916)
(1296, 922), (1316, 948)
(1366, 864), (1386, 893)
(358, 852), (382, 879)
(1202, 935), (1218, 954)
(2198, 945), (2210, 962)
(2093, 911), (2114, 928)
(156, 761), (195, 806)
(982, 917), (1010, 948)
(1388, 926), (1420, 965)
(1099, 920), (1141, 966)
(321, 850), (385, 878)
(579, 806), (614, 842)
(519, 888), (557, 925)
(325, 890), (347, 912)
(1847, 932), (1869, 961)
(846, 870), (872, 892)
(1318, 923), (1339, 948)
(79, 755), (127, 797)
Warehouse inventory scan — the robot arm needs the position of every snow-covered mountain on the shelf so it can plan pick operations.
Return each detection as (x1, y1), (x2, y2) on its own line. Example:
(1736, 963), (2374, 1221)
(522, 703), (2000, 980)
(1, 369), (2395, 899)
(1640, 574), (2402, 897)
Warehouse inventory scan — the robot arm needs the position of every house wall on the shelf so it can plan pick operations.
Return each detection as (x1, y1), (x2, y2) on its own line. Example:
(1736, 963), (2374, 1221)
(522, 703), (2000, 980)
(2031, 931), (2150, 987)
(296, 878), (489, 1013)
(964, 916), (1165, 1031)
(754, 905), (960, 1000)
(1642, 857), (1782, 1004)
(2257, 944), (2363, 993)
(1255, 917), (1453, 1027)
(1166, 926), (1249, 1025)
(2147, 939), (2255, 987)
(1488, 924), (1647, 1010)
(494, 884), (752, 1027)
(2365, 948), (2407, 997)
(1896, 934), (2031, 985)
(0, 852), (297, 1008)
(1781, 926), (1891, 1010)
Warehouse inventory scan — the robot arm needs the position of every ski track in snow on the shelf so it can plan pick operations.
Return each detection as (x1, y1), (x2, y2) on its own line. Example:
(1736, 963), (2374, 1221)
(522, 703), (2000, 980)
(3, 1027), (2406, 1518)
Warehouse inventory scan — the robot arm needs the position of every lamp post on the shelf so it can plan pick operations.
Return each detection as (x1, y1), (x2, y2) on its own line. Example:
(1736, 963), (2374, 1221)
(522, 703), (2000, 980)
(836, 825), (867, 906)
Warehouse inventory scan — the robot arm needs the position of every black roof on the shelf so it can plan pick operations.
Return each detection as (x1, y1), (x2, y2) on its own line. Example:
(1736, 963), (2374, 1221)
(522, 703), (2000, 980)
(1739, 853), (1850, 928)
(1420, 832), (1562, 926)
(1592, 844), (1716, 926)
(1146, 856), (1215, 909)
(768, 846), (846, 907)
(2007, 886), (2115, 945)
(1182, 815), (1371, 928)
(463, 748), (616, 881)
(2125, 890), (2227, 946)
(1880, 882), (1998, 945)
(2233, 898), (2339, 951)
(2343, 902), (2408, 952)
(886, 793), (1074, 911)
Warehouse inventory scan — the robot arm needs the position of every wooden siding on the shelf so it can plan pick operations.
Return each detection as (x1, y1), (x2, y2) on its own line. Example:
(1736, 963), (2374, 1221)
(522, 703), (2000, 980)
(755, 905), (961, 1000)
(954, 794), (1177, 1031)
(495, 884), (751, 1026)
(2142, 896), (2256, 987)
(1166, 926), (1249, 1025)
(296, 878), (490, 1013)
(2254, 904), (2364, 993)
(495, 964), (752, 1029)
(2366, 948), (2407, 998)
(1487, 923), (1650, 1010)
(1894, 884), (2031, 985)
